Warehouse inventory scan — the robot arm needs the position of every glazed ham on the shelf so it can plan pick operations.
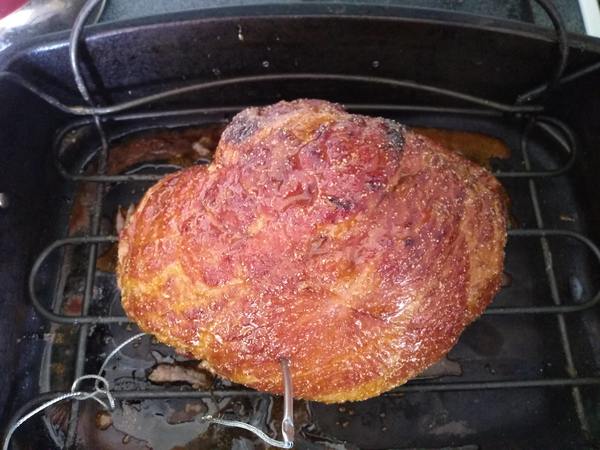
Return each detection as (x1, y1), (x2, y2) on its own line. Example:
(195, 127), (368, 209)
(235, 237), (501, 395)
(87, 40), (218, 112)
(117, 99), (507, 402)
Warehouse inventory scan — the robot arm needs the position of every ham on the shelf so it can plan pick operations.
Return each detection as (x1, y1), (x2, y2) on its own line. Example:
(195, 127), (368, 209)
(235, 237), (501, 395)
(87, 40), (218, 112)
(117, 99), (507, 403)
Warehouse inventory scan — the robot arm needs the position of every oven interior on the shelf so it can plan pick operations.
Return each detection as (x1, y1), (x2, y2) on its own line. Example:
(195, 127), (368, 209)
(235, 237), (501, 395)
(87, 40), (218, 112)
(1, 5), (600, 449)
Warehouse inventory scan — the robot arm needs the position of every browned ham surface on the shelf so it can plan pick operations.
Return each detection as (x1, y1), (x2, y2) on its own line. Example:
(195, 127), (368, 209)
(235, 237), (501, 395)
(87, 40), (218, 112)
(118, 99), (507, 402)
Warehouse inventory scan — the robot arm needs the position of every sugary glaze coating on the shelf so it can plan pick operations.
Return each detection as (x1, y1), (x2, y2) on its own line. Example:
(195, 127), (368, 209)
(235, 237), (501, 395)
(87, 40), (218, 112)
(118, 99), (507, 402)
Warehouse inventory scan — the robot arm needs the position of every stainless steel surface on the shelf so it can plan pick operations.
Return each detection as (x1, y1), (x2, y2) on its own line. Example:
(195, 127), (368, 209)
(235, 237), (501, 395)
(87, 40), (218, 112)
(0, 0), (105, 52)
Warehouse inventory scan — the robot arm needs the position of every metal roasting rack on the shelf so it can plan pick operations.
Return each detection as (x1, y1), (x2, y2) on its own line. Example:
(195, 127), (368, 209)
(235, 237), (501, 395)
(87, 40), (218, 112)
(4, 0), (600, 447)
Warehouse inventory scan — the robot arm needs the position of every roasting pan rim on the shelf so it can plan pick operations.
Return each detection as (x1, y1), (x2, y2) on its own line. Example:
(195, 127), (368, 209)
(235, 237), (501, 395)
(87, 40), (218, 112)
(2, 3), (600, 71)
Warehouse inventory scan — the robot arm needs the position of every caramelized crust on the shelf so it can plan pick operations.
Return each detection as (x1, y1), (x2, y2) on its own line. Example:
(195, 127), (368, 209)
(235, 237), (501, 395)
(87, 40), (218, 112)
(118, 99), (507, 402)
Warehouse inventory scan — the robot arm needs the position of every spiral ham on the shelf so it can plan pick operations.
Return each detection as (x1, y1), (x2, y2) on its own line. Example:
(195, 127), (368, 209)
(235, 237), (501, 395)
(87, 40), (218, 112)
(117, 99), (507, 403)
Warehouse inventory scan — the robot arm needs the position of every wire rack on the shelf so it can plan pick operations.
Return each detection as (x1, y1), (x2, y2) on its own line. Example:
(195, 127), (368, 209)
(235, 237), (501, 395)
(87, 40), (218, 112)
(4, 0), (600, 448)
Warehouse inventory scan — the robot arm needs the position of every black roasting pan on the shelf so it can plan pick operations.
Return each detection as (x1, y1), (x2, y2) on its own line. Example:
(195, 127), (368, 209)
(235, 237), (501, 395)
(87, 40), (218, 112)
(2, 4), (600, 449)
